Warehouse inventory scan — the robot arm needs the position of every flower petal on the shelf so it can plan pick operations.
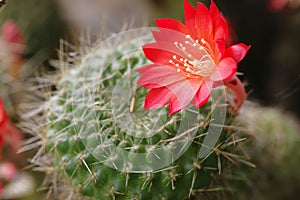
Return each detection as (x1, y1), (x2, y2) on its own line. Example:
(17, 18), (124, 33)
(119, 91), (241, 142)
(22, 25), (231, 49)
(195, 2), (213, 42)
(152, 28), (188, 43)
(184, 0), (197, 36)
(210, 1), (228, 41)
(144, 87), (173, 110)
(225, 43), (251, 63)
(214, 39), (226, 60)
(151, 28), (203, 59)
(144, 78), (201, 115)
(192, 81), (212, 107)
(155, 19), (190, 35)
(168, 79), (202, 114)
(136, 64), (185, 88)
(211, 57), (237, 81)
(142, 42), (190, 65)
(224, 75), (247, 112)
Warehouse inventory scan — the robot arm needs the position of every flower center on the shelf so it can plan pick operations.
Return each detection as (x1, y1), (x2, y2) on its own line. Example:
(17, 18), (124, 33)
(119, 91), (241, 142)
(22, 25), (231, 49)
(169, 35), (216, 78)
(188, 59), (216, 77)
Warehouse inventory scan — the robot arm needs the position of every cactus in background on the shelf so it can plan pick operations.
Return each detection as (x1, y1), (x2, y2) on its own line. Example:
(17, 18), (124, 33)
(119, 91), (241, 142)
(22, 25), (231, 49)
(230, 106), (300, 200)
(194, 106), (300, 200)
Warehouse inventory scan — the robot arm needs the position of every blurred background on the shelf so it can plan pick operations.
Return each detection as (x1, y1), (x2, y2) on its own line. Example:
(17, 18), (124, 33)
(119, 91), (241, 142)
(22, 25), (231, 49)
(0, 0), (299, 199)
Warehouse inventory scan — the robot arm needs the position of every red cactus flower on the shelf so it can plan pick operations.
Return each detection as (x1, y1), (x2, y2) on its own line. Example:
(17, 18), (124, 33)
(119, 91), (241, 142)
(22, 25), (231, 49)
(1, 20), (23, 44)
(136, 0), (250, 115)
(0, 98), (23, 160)
(0, 100), (9, 160)
(0, 162), (17, 181)
(0, 20), (24, 67)
(0, 162), (18, 197)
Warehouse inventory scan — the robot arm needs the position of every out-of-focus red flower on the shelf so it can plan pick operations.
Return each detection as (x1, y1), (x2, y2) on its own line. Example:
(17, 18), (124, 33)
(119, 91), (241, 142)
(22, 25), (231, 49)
(0, 100), (9, 160)
(1, 21), (23, 44)
(0, 162), (18, 197)
(268, 0), (290, 11)
(0, 20), (25, 80)
(1, 20), (24, 62)
(136, 0), (250, 115)
(268, 0), (300, 12)
(0, 162), (17, 181)
(0, 98), (23, 160)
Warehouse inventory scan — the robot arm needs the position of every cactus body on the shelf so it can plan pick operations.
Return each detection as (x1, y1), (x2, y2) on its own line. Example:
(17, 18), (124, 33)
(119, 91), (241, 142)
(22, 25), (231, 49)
(36, 29), (250, 199)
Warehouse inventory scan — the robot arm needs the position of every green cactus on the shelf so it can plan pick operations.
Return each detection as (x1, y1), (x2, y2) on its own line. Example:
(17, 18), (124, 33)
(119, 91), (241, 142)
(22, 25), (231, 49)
(231, 106), (300, 200)
(23, 29), (251, 200)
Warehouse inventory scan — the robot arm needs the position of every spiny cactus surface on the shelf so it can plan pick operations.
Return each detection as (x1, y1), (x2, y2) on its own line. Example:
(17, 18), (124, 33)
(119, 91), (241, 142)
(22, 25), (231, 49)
(41, 29), (250, 200)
